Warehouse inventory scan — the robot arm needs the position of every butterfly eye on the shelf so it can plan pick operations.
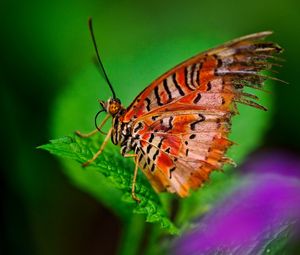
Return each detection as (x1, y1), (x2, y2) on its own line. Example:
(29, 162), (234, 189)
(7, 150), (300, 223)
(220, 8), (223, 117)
(108, 99), (122, 115)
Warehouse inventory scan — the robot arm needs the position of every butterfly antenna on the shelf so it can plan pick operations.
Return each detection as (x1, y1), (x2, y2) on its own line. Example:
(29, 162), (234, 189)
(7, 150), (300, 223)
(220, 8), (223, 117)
(88, 17), (117, 99)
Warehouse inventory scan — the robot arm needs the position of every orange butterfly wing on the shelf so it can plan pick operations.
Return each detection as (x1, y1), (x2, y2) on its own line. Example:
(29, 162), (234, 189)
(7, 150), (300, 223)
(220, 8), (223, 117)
(121, 31), (282, 196)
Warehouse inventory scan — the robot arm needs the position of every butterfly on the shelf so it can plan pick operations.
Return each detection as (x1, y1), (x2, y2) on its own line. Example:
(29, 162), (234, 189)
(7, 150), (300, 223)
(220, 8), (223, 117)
(76, 18), (283, 202)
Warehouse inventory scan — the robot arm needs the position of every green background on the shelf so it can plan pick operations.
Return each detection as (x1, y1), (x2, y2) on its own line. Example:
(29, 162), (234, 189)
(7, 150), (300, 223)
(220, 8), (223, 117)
(1, 0), (300, 254)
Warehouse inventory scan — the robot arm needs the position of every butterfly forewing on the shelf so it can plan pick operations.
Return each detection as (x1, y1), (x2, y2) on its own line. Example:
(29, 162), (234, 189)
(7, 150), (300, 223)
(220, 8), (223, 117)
(120, 31), (282, 196)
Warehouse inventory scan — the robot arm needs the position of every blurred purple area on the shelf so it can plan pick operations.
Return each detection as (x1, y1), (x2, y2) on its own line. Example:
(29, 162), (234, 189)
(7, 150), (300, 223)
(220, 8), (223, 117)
(172, 150), (300, 255)
(244, 150), (300, 178)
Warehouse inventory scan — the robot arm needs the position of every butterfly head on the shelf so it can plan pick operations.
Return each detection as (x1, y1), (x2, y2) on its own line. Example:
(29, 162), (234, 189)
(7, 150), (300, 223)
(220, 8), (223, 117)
(99, 98), (123, 116)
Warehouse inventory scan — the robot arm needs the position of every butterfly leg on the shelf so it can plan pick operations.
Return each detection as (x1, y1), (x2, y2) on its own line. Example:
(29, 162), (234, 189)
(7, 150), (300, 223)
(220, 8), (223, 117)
(75, 114), (110, 137)
(124, 154), (141, 203)
(75, 128), (99, 138)
(82, 128), (112, 167)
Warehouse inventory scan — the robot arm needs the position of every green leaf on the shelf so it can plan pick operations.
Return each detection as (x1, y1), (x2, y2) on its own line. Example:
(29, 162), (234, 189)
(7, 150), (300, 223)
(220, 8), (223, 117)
(38, 133), (178, 234)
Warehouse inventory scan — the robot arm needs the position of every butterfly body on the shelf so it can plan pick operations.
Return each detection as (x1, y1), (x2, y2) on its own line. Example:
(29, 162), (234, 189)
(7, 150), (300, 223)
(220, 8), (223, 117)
(80, 29), (283, 201)
(111, 109), (135, 155)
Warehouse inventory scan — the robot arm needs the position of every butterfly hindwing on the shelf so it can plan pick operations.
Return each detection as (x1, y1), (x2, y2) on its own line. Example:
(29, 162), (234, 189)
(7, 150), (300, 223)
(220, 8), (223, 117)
(131, 109), (233, 196)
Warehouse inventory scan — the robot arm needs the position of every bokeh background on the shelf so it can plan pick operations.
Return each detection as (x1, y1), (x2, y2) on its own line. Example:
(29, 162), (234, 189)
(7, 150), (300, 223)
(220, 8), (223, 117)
(1, 0), (300, 254)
